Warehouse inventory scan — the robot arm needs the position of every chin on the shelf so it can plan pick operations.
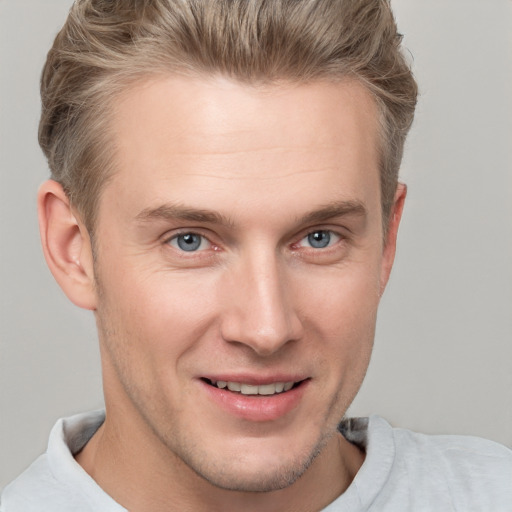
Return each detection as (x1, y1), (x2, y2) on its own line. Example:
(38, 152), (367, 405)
(173, 432), (328, 493)
(194, 456), (316, 493)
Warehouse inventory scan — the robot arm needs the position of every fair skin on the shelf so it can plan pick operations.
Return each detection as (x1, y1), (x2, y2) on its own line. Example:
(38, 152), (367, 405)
(39, 76), (405, 512)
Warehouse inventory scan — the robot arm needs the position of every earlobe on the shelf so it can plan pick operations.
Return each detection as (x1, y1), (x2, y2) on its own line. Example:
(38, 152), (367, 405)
(38, 180), (97, 310)
(379, 183), (407, 296)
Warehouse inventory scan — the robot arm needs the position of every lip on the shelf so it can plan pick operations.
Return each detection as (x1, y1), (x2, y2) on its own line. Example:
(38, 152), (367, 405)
(199, 375), (310, 422)
(201, 373), (307, 386)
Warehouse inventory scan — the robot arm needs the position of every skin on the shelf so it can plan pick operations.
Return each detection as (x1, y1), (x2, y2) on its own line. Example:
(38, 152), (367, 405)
(38, 76), (406, 512)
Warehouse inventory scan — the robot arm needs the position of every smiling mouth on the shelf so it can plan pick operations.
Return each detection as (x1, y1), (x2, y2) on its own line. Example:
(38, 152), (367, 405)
(202, 378), (306, 396)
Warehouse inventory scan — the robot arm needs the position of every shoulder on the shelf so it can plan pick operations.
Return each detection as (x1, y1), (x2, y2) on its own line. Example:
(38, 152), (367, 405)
(382, 417), (512, 510)
(339, 416), (512, 511)
(0, 454), (80, 512)
(0, 410), (124, 512)
(391, 421), (512, 475)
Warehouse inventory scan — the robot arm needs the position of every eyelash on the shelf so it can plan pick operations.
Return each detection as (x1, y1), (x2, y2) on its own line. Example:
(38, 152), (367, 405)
(164, 228), (345, 255)
(296, 230), (342, 250)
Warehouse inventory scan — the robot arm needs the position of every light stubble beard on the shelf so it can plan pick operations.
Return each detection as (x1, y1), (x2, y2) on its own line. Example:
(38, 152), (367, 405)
(157, 422), (337, 494)
(123, 367), (348, 494)
(93, 264), (354, 496)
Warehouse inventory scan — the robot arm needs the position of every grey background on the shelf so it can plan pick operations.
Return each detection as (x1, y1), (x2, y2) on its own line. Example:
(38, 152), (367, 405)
(1, 0), (511, 489)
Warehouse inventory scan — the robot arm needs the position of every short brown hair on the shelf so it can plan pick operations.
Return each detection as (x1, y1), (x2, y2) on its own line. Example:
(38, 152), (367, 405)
(39, 0), (417, 232)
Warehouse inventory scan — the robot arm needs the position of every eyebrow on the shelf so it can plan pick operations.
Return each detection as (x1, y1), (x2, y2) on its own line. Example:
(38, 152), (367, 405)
(135, 200), (367, 228)
(297, 200), (367, 226)
(135, 204), (235, 228)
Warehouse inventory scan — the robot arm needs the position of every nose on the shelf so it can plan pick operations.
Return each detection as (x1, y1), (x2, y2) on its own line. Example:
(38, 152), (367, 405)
(219, 250), (304, 356)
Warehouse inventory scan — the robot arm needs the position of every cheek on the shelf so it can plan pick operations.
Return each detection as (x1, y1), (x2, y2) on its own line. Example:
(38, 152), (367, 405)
(96, 262), (224, 368)
(299, 260), (381, 330)
(95, 268), (222, 418)
(297, 262), (380, 375)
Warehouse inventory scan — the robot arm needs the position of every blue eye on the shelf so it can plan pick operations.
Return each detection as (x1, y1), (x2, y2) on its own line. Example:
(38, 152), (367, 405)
(169, 233), (208, 252)
(301, 230), (340, 249)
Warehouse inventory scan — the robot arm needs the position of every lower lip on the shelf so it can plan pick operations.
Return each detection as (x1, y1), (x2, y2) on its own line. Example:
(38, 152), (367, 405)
(200, 380), (309, 422)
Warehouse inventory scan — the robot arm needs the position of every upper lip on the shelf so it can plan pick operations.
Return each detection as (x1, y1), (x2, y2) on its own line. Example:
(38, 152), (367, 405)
(201, 374), (309, 386)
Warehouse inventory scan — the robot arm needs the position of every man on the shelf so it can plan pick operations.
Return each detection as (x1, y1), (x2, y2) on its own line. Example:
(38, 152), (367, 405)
(1, 0), (511, 510)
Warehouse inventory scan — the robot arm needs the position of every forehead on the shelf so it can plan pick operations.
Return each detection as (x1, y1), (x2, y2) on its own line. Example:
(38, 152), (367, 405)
(102, 75), (381, 228)
(111, 75), (378, 159)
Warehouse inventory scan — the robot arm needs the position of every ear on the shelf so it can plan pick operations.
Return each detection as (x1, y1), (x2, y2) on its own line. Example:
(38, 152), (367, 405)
(379, 183), (407, 295)
(38, 180), (97, 310)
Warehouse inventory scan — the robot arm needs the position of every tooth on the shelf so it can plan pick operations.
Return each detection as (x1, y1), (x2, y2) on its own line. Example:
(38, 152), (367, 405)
(240, 384), (259, 395)
(275, 382), (285, 393)
(227, 382), (241, 392)
(284, 382), (294, 391)
(258, 384), (277, 395)
(222, 381), (297, 394)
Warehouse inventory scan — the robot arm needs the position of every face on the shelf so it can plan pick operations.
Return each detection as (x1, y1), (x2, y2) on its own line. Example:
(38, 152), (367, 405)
(92, 76), (395, 492)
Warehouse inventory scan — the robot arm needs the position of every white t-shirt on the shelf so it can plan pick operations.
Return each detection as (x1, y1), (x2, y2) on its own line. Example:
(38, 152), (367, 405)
(1, 410), (511, 511)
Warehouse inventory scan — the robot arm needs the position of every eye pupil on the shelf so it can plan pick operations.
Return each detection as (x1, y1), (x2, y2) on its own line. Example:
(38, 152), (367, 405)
(308, 231), (330, 249)
(177, 233), (202, 251)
